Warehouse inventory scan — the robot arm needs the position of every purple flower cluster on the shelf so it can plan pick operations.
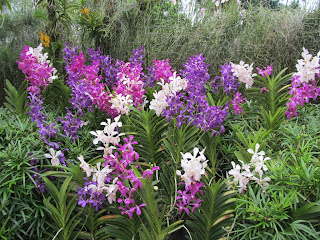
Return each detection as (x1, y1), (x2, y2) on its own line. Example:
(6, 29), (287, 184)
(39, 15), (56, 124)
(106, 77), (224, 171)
(57, 109), (86, 140)
(285, 76), (320, 119)
(63, 49), (97, 114)
(129, 47), (145, 67)
(176, 183), (204, 214)
(77, 180), (107, 211)
(17, 44), (57, 94)
(181, 54), (210, 94)
(162, 55), (229, 135)
(231, 92), (247, 115)
(27, 92), (47, 123)
(18, 44), (88, 149)
(78, 117), (159, 219)
(88, 47), (120, 88)
(176, 148), (207, 214)
(114, 62), (147, 109)
(211, 63), (240, 95)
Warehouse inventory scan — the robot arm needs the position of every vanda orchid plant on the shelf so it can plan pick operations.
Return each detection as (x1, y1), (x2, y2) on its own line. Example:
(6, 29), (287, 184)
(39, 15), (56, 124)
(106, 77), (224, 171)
(12, 42), (320, 239)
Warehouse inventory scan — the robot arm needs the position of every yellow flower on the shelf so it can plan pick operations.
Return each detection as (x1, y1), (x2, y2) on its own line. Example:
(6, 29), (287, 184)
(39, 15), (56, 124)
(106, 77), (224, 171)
(40, 32), (50, 47)
(81, 6), (89, 17)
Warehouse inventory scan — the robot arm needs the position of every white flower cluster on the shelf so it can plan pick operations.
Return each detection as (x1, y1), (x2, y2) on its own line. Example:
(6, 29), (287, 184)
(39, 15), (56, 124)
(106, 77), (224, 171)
(110, 94), (133, 116)
(78, 116), (124, 204)
(228, 143), (271, 194)
(78, 156), (119, 204)
(213, 0), (230, 7)
(89, 115), (124, 158)
(231, 61), (257, 89)
(294, 48), (320, 83)
(176, 147), (208, 186)
(149, 72), (188, 116)
(26, 43), (58, 83)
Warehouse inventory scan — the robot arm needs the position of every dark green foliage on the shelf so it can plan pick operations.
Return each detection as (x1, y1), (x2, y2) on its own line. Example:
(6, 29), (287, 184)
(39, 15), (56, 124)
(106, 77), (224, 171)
(44, 79), (71, 112)
(136, 174), (184, 240)
(163, 120), (202, 165)
(122, 107), (167, 165)
(79, 208), (140, 240)
(0, 108), (49, 239)
(231, 186), (320, 239)
(246, 68), (291, 131)
(43, 176), (84, 240)
(4, 79), (28, 117)
(186, 179), (235, 240)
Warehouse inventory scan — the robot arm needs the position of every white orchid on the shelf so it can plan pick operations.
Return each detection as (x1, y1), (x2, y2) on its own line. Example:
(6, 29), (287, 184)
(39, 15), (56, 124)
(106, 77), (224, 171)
(78, 155), (92, 177)
(44, 148), (62, 166)
(294, 48), (320, 83)
(251, 170), (271, 187)
(149, 72), (188, 116)
(106, 177), (119, 204)
(228, 143), (272, 194)
(177, 148), (207, 186)
(88, 162), (113, 194)
(90, 130), (107, 145)
(248, 143), (265, 163)
(110, 94), (133, 115)
(231, 61), (257, 88)
(228, 161), (242, 183)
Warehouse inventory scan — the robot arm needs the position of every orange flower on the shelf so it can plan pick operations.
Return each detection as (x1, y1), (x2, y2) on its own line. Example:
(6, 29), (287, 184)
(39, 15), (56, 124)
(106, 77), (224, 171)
(81, 6), (89, 17)
(40, 32), (50, 47)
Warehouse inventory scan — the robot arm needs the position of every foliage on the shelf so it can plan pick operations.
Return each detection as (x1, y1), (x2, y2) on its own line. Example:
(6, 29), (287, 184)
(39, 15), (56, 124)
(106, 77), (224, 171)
(0, 108), (49, 239)
(246, 68), (291, 131)
(1, 3), (320, 238)
(186, 179), (235, 240)
(42, 176), (84, 240)
(4, 79), (28, 117)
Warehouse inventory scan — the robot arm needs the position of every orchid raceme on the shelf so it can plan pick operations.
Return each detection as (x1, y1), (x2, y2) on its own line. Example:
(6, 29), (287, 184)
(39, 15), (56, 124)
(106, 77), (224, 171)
(176, 148), (207, 213)
(78, 117), (159, 218)
(228, 143), (271, 194)
(231, 92), (246, 115)
(294, 48), (320, 83)
(17, 43), (57, 94)
(285, 48), (320, 119)
(149, 72), (188, 116)
(231, 60), (257, 88)
(257, 64), (273, 78)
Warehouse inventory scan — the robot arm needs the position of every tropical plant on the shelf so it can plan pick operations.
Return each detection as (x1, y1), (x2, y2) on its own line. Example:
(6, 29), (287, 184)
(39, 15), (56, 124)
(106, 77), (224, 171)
(4, 79), (28, 117)
(42, 176), (84, 240)
(246, 68), (291, 131)
(186, 179), (235, 240)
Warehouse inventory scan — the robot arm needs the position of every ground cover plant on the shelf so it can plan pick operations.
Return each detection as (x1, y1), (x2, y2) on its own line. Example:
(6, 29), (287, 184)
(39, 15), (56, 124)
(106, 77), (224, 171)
(1, 0), (320, 239)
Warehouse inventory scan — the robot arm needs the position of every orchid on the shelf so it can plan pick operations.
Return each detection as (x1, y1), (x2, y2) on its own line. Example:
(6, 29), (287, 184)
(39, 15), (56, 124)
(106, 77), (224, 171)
(78, 155), (92, 177)
(247, 143), (265, 162)
(294, 48), (320, 83)
(251, 170), (271, 187)
(176, 148), (207, 213)
(228, 143), (272, 194)
(44, 148), (62, 166)
(231, 60), (257, 88)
